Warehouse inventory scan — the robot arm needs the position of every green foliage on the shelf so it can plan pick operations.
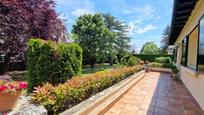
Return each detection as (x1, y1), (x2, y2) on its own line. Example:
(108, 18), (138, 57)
(121, 55), (141, 66)
(155, 57), (172, 64)
(148, 56), (172, 68)
(31, 65), (143, 113)
(72, 13), (131, 66)
(134, 54), (174, 62)
(171, 65), (179, 74)
(72, 14), (113, 66)
(127, 57), (140, 66)
(171, 65), (180, 81)
(27, 39), (82, 93)
(140, 42), (160, 54)
(82, 63), (120, 75)
(102, 14), (131, 65)
(160, 25), (170, 53)
(148, 62), (172, 68)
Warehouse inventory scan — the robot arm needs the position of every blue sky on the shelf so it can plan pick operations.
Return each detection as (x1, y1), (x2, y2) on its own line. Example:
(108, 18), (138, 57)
(55, 0), (173, 53)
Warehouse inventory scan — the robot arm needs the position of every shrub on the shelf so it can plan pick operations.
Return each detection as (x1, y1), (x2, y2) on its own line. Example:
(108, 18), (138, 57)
(148, 62), (172, 68)
(27, 39), (82, 93)
(134, 54), (174, 62)
(31, 65), (143, 113)
(127, 57), (140, 66)
(121, 55), (141, 66)
(171, 65), (179, 74)
(155, 57), (172, 64)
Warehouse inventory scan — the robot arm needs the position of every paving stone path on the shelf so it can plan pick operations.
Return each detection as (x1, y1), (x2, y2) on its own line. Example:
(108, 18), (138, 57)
(105, 72), (204, 115)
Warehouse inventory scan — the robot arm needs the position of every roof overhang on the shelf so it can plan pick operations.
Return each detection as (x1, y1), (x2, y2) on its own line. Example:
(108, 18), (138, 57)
(169, 0), (198, 45)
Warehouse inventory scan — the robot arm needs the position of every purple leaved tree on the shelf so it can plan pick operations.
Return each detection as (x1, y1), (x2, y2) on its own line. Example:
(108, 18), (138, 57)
(0, 0), (67, 74)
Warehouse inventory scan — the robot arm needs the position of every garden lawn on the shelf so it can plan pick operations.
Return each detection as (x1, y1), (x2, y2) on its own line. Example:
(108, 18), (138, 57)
(82, 63), (122, 75)
(9, 63), (121, 81)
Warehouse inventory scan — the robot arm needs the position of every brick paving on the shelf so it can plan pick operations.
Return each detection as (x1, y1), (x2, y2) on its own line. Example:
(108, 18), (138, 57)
(104, 72), (204, 115)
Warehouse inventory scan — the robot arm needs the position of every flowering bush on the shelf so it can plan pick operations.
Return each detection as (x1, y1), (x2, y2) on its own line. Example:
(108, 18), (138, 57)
(31, 65), (143, 113)
(0, 80), (27, 94)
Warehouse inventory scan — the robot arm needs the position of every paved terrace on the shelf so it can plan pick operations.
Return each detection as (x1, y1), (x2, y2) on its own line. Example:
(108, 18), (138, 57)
(105, 72), (204, 115)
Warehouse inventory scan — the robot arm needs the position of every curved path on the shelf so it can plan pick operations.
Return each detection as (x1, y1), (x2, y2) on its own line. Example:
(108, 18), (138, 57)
(104, 72), (204, 115)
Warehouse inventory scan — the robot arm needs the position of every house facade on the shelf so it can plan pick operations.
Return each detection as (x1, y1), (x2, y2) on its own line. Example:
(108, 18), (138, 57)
(169, 0), (204, 110)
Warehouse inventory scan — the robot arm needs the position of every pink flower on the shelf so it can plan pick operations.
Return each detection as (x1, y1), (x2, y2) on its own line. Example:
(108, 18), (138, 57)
(19, 82), (27, 89)
(9, 84), (15, 89)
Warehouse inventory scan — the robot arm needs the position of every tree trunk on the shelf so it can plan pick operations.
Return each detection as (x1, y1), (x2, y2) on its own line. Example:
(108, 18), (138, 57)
(90, 58), (96, 68)
(91, 63), (95, 68)
(109, 56), (113, 66)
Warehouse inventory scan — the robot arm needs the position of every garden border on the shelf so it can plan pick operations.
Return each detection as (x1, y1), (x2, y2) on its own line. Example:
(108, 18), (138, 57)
(60, 70), (145, 115)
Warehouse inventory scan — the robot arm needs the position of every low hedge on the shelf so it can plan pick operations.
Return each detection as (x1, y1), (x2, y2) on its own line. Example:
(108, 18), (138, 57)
(27, 39), (82, 93)
(31, 65), (143, 114)
(134, 54), (173, 62)
(148, 62), (172, 68)
(155, 57), (172, 64)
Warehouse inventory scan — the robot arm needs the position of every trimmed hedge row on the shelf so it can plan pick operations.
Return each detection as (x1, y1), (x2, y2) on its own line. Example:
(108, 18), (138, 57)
(148, 62), (172, 68)
(155, 57), (172, 64)
(27, 39), (82, 93)
(134, 54), (173, 62)
(31, 65), (143, 113)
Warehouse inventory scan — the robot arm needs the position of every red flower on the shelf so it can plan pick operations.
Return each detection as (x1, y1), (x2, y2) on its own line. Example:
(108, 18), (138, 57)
(0, 85), (7, 92)
(19, 82), (27, 89)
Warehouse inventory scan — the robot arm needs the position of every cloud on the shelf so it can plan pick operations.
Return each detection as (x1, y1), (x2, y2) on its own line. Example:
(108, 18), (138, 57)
(135, 24), (157, 34)
(71, 9), (94, 17)
(128, 22), (157, 35)
(56, 0), (95, 17)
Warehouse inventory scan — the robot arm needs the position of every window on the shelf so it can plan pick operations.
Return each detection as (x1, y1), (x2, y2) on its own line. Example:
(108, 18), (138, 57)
(198, 16), (204, 72)
(187, 27), (198, 69)
(181, 37), (188, 66)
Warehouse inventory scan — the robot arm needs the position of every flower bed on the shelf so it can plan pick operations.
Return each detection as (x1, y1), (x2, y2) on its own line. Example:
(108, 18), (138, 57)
(31, 65), (143, 114)
(0, 80), (27, 111)
(0, 80), (27, 94)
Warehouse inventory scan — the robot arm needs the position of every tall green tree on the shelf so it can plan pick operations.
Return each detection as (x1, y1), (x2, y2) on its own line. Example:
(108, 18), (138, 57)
(72, 14), (113, 67)
(160, 25), (170, 53)
(102, 13), (131, 64)
(140, 42), (160, 54)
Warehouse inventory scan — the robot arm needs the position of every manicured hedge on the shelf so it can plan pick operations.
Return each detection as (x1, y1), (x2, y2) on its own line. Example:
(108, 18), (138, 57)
(148, 62), (172, 68)
(155, 57), (172, 64)
(27, 39), (82, 93)
(134, 54), (173, 62)
(31, 65), (143, 113)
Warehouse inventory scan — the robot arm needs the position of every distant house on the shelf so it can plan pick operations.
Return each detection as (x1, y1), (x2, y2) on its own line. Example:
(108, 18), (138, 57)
(169, 0), (204, 110)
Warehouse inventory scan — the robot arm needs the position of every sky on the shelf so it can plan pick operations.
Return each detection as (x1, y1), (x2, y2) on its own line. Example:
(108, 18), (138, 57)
(55, 0), (173, 53)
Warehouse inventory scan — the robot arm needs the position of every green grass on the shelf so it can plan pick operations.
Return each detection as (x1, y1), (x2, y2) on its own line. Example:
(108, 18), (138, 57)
(82, 63), (122, 75)
(9, 63), (123, 81)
